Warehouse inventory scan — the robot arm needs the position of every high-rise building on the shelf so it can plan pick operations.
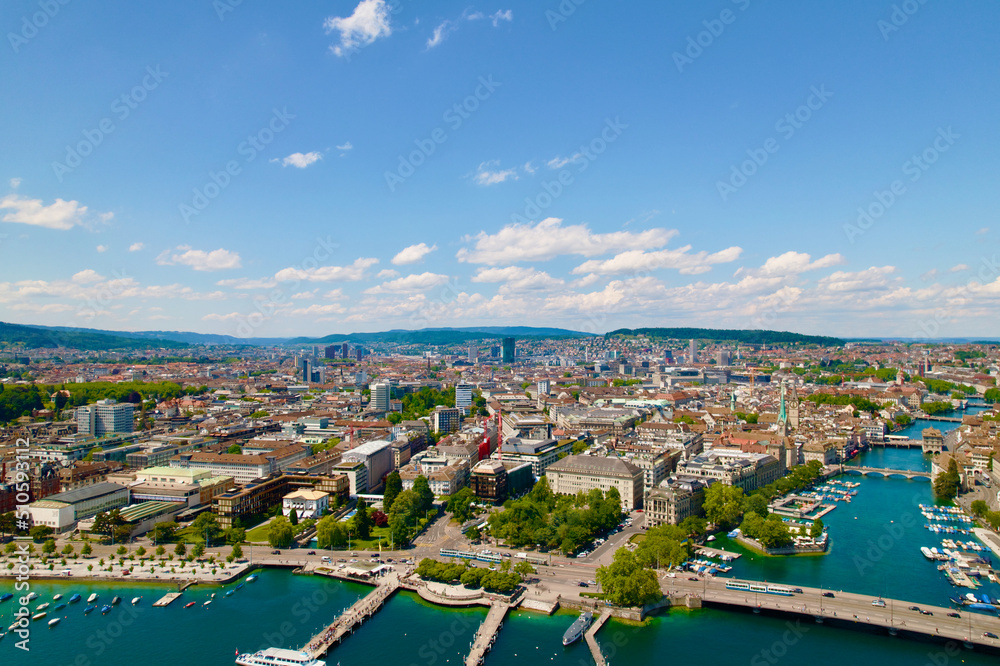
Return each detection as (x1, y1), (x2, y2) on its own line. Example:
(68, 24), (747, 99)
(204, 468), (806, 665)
(370, 382), (390, 412)
(468, 345), (478, 364)
(455, 382), (473, 412)
(689, 339), (697, 364)
(716, 350), (731, 366)
(76, 399), (134, 437)
(537, 379), (551, 395)
(324, 345), (338, 359)
(502, 337), (516, 364)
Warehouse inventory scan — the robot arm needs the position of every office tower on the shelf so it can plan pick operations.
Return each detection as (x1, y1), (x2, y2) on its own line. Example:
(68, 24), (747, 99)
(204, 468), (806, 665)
(455, 382), (473, 412)
(370, 382), (390, 411)
(502, 337), (516, 364)
(689, 339), (697, 364)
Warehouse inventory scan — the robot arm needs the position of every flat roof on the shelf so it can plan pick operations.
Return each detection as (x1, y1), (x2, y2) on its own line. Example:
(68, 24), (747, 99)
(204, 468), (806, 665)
(46, 482), (127, 505)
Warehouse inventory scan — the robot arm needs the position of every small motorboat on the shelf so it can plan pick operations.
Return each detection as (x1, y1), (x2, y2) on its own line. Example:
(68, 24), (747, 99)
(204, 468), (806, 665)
(83, 606), (96, 615)
(111, 596), (121, 605)
(87, 593), (98, 604)
(68, 594), (82, 604)
(184, 602), (196, 608)
(203, 600), (212, 607)
(246, 574), (258, 583)
(36, 603), (50, 612)
(235, 583), (244, 591)
(53, 603), (67, 611)
(48, 618), (61, 628)
(26, 592), (39, 602)
(52, 594), (63, 601)
(225, 590), (234, 597)
(100, 605), (112, 614)
(32, 612), (47, 622)
(131, 597), (141, 606)
(0, 593), (13, 602)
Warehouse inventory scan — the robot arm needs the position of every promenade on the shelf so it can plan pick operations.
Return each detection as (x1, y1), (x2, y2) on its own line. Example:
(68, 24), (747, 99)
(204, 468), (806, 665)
(303, 570), (401, 659)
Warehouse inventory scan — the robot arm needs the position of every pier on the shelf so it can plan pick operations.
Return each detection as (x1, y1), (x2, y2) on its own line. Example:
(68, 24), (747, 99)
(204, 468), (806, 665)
(584, 610), (611, 666)
(695, 546), (742, 561)
(303, 571), (401, 659)
(152, 592), (182, 607)
(464, 600), (510, 666)
(665, 576), (1000, 649)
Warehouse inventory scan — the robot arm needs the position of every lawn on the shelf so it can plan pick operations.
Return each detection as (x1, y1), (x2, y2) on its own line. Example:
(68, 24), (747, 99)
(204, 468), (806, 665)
(245, 522), (273, 543)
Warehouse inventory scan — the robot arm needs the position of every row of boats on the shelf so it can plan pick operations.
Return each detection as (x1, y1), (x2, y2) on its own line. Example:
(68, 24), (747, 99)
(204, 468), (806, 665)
(949, 592), (1000, 615)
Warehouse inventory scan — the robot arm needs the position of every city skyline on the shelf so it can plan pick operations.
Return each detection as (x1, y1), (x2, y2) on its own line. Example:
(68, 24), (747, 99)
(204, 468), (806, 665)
(2, 1), (999, 338)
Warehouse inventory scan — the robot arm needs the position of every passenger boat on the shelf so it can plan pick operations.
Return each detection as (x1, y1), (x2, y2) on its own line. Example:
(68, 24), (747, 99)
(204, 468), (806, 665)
(235, 647), (326, 666)
(561, 611), (593, 646)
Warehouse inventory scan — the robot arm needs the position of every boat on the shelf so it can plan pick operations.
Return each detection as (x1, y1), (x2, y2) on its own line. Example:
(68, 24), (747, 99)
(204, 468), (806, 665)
(0, 593), (12, 602)
(203, 600), (212, 607)
(247, 574), (258, 583)
(100, 605), (112, 614)
(225, 590), (235, 597)
(32, 612), (47, 621)
(54, 603), (67, 611)
(36, 603), (50, 612)
(921, 547), (935, 560)
(235, 583), (245, 591)
(83, 606), (96, 615)
(48, 618), (61, 628)
(184, 602), (196, 608)
(235, 647), (327, 666)
(68, 594), (81, 604)
(706, 535), (716, 542)
(562, 611), (593, 646)
(87, 593), (98, 604)
(26, 592), (39, 602)
(111, 596), (121, 605)
(52, 594), (63, 601)
(132, 597), (141, 606)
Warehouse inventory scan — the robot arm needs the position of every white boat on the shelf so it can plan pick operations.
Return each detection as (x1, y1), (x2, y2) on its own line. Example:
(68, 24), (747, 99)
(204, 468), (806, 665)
(921, 546), (934, 560)
(132, 597), (141, 606)
(235, 647), (326, 666)
(562, 611), (593, 646)
(52, 594), (63, 601)
(706, 535), (716, 542)
(32, 612), (47, 622)
(87, 593), (98, 604)
(26, 592), (39, 602)
(36, 603), (50, 611)
(48, 618), (61, 628)
(247, 574), (258, 583)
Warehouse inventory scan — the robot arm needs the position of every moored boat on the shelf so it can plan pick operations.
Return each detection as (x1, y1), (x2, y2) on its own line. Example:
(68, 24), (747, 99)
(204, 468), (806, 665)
(53, 594), (63, 601)
(132, 597), (141, 606)
(48, 617), (61, 628)
(68, 594), (82, 604)
(111, 596), (121, 605)
(83, 606), (96, 615)
(87, 593), (98, 604)
(235, 647), (326, 666)
(562, 611), (593, 646)
(0, 593), (13, 602)
(100, 605), (112, 614)
(184, 602), (196, 608)
(32, 612), (47, 621)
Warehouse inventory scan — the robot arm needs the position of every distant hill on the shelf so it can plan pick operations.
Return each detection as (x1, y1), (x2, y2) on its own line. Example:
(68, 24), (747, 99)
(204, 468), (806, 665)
(289, 326), (594, 346)
(0, 322), (189, 351)
(38, 325), (289, 346)
(606, 327), (845, 346)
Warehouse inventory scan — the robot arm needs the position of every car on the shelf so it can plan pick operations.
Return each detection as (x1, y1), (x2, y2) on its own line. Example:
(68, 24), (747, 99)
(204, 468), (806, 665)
(908, 606), (920, 611)
(947, 612), (961, 618)
(921, 610), (933, 616)
(578, 582), (589, 587)
(588, 580), (596, 585)
(576, 553), (587, 559)
(822, 592), (835, 598)
(872, 599), (886, 607)
(688, 577), (700, 582)
(307, 550), (316, 555)
(271, 550), (281, 554)
(984, 632), (999, 639)
(792, 588), (803, 594)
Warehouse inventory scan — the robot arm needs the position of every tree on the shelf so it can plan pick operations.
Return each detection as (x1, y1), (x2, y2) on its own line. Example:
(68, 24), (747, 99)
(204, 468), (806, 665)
(810, 518), (824, 539)
(413, 475), (434, 514)
(174, 542), (186, 557)
(596, 548), (661, 608)
(267, 516), (294, 548)
(152, 521), (178, 543)
(136, 546), (146, 557)
(192, 542), (205, 558)
(0, 512), (15, 537)
(62, 543), (74, 556)
(756, 515), (793, 549)
(29, 525), (53, 542)
(231, 543), (243, 559)
(352, 500), (372, 540)
(466, 525), (481, 542)
(386, 412), (403, 425)
(227, 444), (243, 454)
(288, 508), (299, 527)
(116, 545), (127, 556)
(383, 471), (402, 513)
(81, 542), (93, 557)
(316, 515), (347, 549)
(971, 500), (989, 517)
(984, 388), (1000, 404)
(743, 493), (770, 519)
(635, 525), (690, 569)
(192, 513), (222, 545)
(155, 545), (165, 558)
(703, 484), (746, 528)
(446, 488), (478, 524)
(370, 510), (389, 527)
(934, 459), (961, 500)
(42, 539), (56, 554)
(223, 527), (246, 545)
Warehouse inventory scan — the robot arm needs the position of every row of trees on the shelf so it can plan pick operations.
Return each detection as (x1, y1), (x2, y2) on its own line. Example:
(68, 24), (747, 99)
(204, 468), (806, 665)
(414, 557), (527, 594)
(487, 478), (623, 554)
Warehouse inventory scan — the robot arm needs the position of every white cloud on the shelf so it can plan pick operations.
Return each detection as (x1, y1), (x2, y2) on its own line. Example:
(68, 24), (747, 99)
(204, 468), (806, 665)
(274, 152), (323, 169)
(96, 245), (108, 253)
(72, 269), (104, 284)
(291, 303), (347, 316)
(547, 153), (583, 169)
(426, 20), (454, 49)
(216, 277), (278, 290)
(376, 268), (400, 279)
(9, 178), (21, 189)
(736, 251), (846, 278)
(128, 242), (145, 252)
(472, 161), (519, 185)
(392, 242), (438, 265)
(274, 257), (378, 282)
(156, 245), (242, 271)
(976, 227), (989, 235)
(490, 9), (513, 26)
(324, 0), (393, 57)
(472, 266), (564, 292)
(365, 272), (451, 294)
(202, 312), (244, 322)
(573, 245), (743, 276)
(336, 142), (353, 155)
(523, 161), (536, 174)
(949, 263), (970, 273)
(0, 193), (103, 230)
(457, 217), (676, 265)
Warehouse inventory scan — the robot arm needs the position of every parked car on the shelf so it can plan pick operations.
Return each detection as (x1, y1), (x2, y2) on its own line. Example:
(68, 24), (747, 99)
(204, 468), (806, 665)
(271, 550), (281, 555)
(306, 550), (316, 555)
(822, 592), (835, 598)
(947, 612), (961, 618)
(984, 632), (998, 639)
(908, 606), (920, 611)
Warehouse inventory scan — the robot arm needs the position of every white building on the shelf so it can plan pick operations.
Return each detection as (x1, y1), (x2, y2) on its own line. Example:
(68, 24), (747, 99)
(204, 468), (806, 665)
(341, 439), (393, 491)
(455, 383), (473, 412)
(545, 455), (645, 510)
(282, 489), (329, 520)
(370, 382), (390, 412)
(76, 399), (134, 436)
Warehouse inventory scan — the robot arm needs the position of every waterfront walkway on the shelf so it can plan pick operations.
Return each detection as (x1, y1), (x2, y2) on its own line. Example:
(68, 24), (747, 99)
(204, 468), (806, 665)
(465, 600), (510, 666)
(665, 576), (1000, 649)
(584, 611), (611, 666)
(303, 571), (401, 659)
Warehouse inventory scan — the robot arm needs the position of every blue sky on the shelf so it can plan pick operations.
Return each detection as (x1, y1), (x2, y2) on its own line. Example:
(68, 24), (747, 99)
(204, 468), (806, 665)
(1, 0), (998, 339)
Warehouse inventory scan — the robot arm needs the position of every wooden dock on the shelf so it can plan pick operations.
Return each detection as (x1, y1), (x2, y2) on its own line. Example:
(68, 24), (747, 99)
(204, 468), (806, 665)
(303, 572), (401, 659)
(695, 546), (742, 560)
(152, 592), (182, 607)
(584, 611), (611, 666)
(465, 600), (510, 666)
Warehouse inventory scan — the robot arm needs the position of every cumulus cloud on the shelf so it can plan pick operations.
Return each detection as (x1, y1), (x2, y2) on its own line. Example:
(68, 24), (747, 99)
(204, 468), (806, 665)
(376, 269), (400, 279)
(472, 160), (519, 186)
(129, 242), (145, 252)
(392, 242), (437, 265)
(490, 9), (513, 26)
(216, 277), (278, 290)
(364, 272), (451, 294)
(71, 269), (104, 284)
(457, 217), (676, 265)
(274, 257), (378, 282)
(736, 251), (846, 278)
(949, 263), (969, 273)
(0, 193), (106, 230)
(274, 152), (323, 168)
(324, 0), (393, 57)
(9, 178), (21, 189)
(574, 246), (743, 276)
(472, 266), (564, 292)
(291, 303), (347, 316)
(96, 245), (108, 253)
(156, 245), (242, 271)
